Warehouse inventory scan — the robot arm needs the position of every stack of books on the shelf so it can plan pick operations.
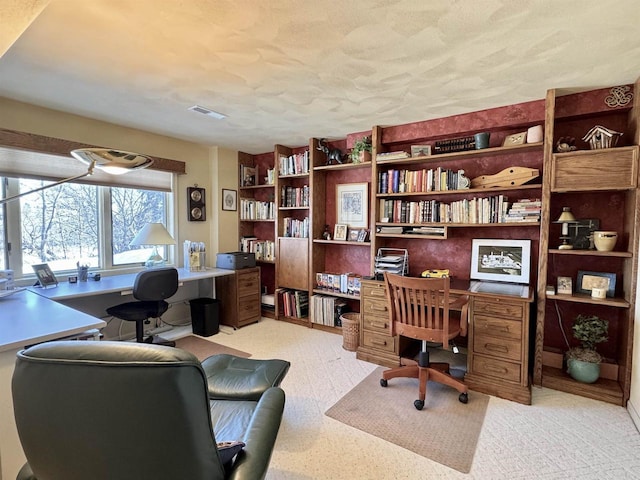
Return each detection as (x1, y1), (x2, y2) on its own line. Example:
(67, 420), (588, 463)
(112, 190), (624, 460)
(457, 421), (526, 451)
(505, 198), (542, 222)
(376, 151), (411, 162)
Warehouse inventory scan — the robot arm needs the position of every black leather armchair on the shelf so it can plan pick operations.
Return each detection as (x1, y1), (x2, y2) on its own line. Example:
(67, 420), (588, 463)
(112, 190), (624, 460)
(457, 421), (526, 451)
(12, 341), (285, 480)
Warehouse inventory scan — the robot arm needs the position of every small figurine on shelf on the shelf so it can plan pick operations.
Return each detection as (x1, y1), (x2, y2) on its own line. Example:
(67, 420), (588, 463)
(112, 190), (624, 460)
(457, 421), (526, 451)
(322, 225), (331, 241)
(317, 138), (344, 165)
(556, 136), (577, 153)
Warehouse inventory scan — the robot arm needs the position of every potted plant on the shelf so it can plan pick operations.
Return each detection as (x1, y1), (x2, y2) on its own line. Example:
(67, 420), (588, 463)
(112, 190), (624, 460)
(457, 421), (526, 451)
(565, 314), (609, 383)
(350, 136), (372, 164)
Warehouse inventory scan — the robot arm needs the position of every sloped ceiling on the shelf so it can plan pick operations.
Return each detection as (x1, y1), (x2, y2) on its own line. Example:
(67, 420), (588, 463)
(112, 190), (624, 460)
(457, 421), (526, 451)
(1, 0), (639, 154)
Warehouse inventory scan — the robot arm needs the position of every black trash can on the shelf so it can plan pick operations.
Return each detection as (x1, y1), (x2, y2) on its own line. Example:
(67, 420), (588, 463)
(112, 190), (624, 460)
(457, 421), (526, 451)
(189, 298), (220, 336)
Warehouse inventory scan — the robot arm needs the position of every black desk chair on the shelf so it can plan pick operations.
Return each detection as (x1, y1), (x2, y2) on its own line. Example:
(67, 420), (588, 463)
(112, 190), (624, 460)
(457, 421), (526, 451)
(107, 267), (178, 346)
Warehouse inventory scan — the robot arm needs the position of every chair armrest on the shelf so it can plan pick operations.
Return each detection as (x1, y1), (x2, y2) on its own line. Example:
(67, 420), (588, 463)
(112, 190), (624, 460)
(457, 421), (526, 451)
(17, 463), (37, 480)
(450, 295), (469, 337)
(228, 387), (285, 480)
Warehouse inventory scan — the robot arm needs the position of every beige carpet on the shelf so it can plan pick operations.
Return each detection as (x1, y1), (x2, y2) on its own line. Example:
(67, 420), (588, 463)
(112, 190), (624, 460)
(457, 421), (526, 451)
(325, 367), (489, 474)
(175, 335), (251, 361)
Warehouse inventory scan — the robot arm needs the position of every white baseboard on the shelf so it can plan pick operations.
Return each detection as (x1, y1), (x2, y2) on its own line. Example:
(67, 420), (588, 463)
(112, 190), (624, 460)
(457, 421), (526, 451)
(628, 399), (640, 433)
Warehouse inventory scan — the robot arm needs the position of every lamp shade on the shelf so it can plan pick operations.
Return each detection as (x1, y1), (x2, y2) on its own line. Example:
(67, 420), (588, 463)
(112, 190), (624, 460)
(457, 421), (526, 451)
(130, 223), (175, 246)
(71, 148), (153, 175)
(555, 207), (576, 223)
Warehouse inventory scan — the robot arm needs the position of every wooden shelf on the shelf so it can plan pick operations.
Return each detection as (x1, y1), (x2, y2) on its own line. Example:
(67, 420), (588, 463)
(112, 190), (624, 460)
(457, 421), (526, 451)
(310, 322), (342, 334)
(239, 184), (274, 190)
(279, 206), (309, 210)
(313, 239), (370, 246)
(312, 288), (360, 300)
(278, 173), (309, 179)
(548, 292), (630, 308)
(256, 259), (275, 264)
(376, 184), (542, 198)
(376, 142), (543, 166)
(541, 365), (623, 405)
(375, 221), (540, 228)
(314, 162), (370, 171)
(239, 218), (275, 222)
(548, 249), (632, 258)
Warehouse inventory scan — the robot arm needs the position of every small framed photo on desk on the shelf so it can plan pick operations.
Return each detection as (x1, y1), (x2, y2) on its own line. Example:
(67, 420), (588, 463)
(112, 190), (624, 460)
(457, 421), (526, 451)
(32, 263), (58, 288)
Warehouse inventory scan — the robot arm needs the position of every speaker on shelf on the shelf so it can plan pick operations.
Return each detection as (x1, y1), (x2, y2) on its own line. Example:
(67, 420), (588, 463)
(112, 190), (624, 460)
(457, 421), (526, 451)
(187, 186), (206, 221)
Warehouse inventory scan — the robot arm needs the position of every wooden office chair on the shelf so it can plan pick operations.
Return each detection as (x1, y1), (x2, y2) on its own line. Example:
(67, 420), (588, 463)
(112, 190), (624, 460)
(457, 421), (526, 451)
(380, 272), (469, 410)
(107, 267), (179, 346)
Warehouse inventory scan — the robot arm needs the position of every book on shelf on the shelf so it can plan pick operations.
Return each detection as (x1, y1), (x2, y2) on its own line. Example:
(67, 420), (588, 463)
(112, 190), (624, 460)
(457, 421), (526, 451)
(310, 294), (349, 327)
(376, 151), (411, 161)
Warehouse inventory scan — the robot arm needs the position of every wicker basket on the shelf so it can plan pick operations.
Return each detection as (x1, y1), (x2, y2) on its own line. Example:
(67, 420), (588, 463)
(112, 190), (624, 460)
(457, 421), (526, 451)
(340, 312), (360, 352)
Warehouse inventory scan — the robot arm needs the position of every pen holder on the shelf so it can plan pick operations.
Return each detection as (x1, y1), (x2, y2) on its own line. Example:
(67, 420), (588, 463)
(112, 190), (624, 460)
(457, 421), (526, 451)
(77, 266), (89, 282)
(189, 252), (206, 271)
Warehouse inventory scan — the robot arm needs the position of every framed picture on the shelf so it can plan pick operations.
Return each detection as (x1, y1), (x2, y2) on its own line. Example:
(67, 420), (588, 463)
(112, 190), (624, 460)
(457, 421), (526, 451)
(356, 228), (369, 242)
(31, 263), (58, 288)
(568, 219), (599, 250)
(470, 239), (531, 284)
(222, 189), (237, 211)
(577, 271), (616, 297)
(348, 228), (359, 242)
(336, 182), (368, 228)
(503, 131), (527, 146)
(557, 276), (573, 295)
(334, 224), (348, 241)
(410, 145), (432, 157)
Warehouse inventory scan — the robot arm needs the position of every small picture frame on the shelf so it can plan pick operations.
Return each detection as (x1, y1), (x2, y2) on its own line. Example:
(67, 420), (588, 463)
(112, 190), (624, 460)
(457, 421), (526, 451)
(334, 224), (348, 241)
(410, 145), (432, 157)
(356, 228), (369, 242)
(348, 229), (359, 242)
(557, 276), (572, 295)
(503, 131), (527, 146)
(577, 271), (616, 298)
(32, 263), (58, 288)
(222, 189), (237, 211)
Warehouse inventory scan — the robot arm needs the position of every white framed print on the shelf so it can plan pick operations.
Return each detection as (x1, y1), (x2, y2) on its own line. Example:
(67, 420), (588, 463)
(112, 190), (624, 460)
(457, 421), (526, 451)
(336, 182), (368, 228)
(222, 189), (237, 211)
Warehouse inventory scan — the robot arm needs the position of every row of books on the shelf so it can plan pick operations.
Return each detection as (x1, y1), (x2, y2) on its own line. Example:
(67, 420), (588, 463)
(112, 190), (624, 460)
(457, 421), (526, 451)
(376, 225), (446, 237)
(315, 272), (362, 296)
(379, 195), (535, 224)
(239, 236), (275, 262)
(280, 185), (310, 208)
(239, 199), (275, 220)
(279, 289), (308, 318)
(378, 167), (470, 194)
(310, 295), (349, 327)
(278, 151), (309, 176)
(282, 216), (309, 238)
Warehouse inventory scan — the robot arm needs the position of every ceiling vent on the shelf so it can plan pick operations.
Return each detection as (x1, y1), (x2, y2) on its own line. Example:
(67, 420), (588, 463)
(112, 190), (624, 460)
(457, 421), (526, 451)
(188, 105), (226, 119)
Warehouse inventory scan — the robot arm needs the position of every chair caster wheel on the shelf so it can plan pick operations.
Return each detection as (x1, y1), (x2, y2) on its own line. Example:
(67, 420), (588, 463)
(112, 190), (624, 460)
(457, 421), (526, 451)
(459, 393), (468, 404)
(380, 379), (388, 387)
(414, 399), (424, 410)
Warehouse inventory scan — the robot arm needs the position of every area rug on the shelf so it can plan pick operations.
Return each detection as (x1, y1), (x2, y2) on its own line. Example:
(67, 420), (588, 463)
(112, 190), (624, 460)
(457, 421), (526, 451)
(325, 367), (489, 473)
(175, 335), (251, 361)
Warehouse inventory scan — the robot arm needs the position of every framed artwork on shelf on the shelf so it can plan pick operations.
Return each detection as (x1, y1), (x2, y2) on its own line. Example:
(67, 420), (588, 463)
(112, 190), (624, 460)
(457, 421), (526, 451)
(32, 263), (58, 288)
(470, 239), (531, 284)
(348, 228), (359, 242)
(334, 224), (348, 241)
(568, 219), (599, 250)
(222, 189), (237, 211)
(503, 131), (527, 146)
(336, 182), (368, 228)
(576, 271), (616, 297)
(356, 229), (369, 242)
(410, 145), (432, 157)
(557, 276), (572, 295)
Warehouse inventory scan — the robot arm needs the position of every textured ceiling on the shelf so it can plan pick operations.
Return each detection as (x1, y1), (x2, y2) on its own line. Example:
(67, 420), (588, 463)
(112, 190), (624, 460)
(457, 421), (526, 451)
(1, 0), (640, 154)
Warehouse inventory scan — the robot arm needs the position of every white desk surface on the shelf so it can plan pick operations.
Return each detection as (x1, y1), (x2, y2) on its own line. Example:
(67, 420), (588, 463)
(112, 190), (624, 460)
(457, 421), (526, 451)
(0, 289), (106, 352)
(28, 267), (234, 301)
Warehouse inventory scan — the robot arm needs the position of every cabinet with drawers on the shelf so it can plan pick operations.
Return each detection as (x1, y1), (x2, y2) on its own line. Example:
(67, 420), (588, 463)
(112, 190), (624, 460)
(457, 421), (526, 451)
(217, 267), (262, 329)
(356, 279), (400, 368)
(465, 294), (532, 404)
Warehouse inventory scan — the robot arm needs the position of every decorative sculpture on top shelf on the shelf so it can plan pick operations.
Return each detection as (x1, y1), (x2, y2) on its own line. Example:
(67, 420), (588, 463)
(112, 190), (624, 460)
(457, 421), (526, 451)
(582, 125), (623, 150)
(317, 138), (345, 165)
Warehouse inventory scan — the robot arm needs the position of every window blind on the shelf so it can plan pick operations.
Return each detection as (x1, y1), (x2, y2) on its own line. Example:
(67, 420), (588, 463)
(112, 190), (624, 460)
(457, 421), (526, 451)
(0, 147), (172, 192)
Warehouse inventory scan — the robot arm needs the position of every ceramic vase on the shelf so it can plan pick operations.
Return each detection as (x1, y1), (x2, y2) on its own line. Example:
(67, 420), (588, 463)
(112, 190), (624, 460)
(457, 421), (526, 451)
(593, 231), (617, 251)
(567, 358), (600, 384)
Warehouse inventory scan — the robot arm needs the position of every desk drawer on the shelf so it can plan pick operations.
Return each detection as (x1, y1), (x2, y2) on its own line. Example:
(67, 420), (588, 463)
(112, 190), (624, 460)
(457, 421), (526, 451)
(238, 297), (260, 322)
(362, 331), (397, 354)
(361, 280), (386, 299)
(362, 314), (390, 335)
(474, 315), (521, 341)
(473, 333), (522, 362)
(237, 270), (260, 297)
(362, 297), (389, 318)
(472, 355), (521, 383)
(473, 298), (523, 319)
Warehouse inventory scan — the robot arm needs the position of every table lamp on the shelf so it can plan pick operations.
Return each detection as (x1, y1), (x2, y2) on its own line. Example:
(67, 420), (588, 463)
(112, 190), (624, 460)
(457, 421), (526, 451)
(554, 207), (577, 249)
(0, 148), (153, 205)
(130, 223), (175, 267)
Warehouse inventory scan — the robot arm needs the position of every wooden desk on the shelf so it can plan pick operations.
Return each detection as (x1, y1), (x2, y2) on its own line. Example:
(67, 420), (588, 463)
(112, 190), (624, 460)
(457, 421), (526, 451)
(357, 278), (535, 405)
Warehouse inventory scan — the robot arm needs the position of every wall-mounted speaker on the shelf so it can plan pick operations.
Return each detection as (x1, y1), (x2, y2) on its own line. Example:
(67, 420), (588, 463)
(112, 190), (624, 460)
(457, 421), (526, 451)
(187, 187), (206, 221)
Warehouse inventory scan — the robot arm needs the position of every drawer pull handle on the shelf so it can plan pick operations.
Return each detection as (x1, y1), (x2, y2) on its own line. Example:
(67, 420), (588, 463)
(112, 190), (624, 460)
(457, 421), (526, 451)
(485, 324), (510, 333)
(371, 322), (388, 329)
(372, 340), (388, 346)
(371, 306), (388, 312)
(484, 343), (509, 353)
(486, 365), (509, 374)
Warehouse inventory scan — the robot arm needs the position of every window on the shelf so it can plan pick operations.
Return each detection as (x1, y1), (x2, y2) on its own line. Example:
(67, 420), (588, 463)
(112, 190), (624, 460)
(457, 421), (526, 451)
(2, 177), (171, 278)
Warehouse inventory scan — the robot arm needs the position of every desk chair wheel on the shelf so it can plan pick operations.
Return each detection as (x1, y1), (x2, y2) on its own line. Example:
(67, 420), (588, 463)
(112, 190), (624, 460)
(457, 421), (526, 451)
(459, 392), (468, 404)
(414, 399), (424, 410)
(380, 379), (388, 387)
